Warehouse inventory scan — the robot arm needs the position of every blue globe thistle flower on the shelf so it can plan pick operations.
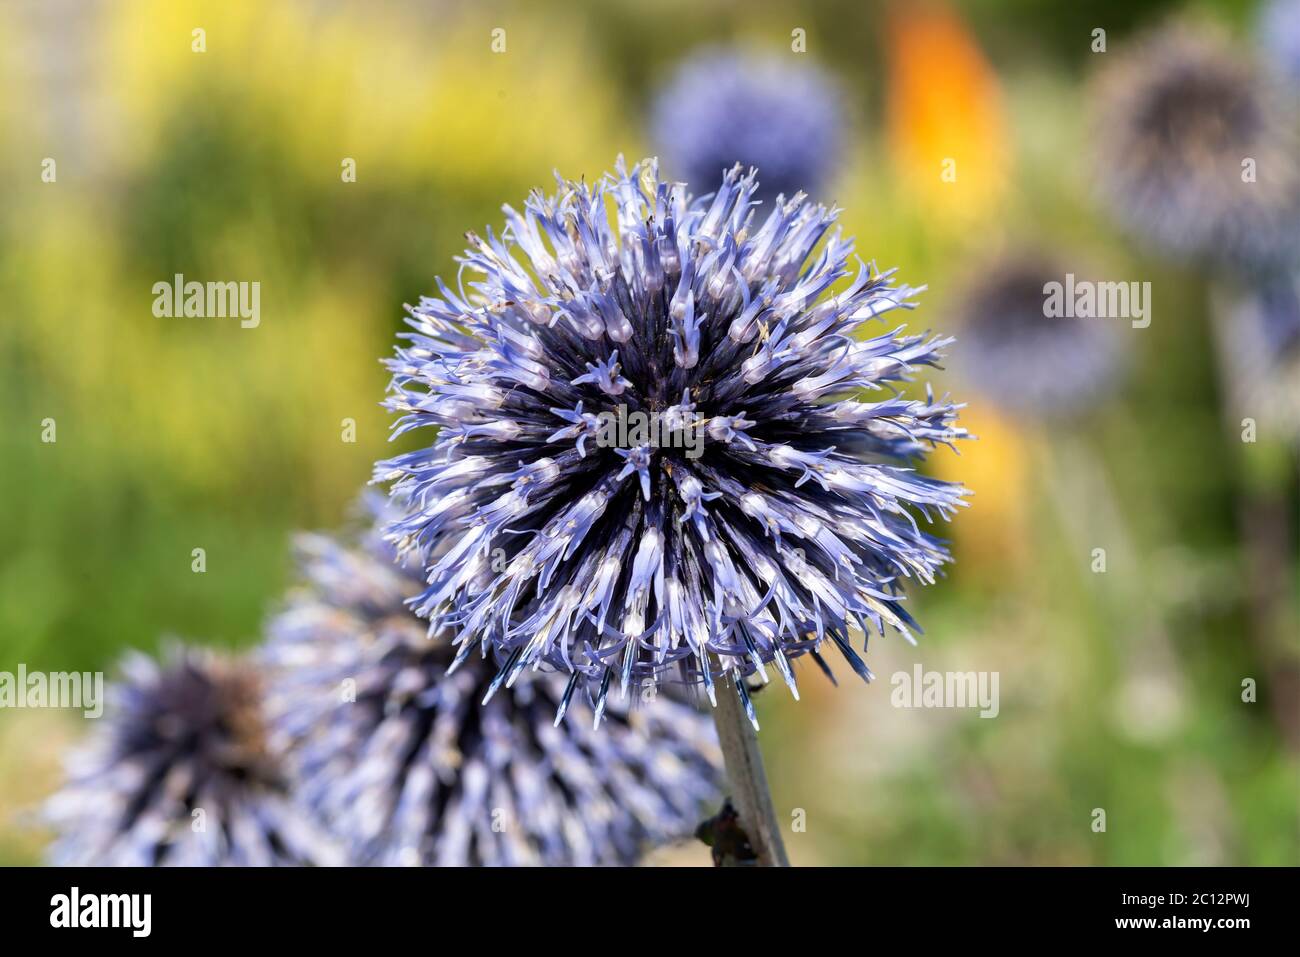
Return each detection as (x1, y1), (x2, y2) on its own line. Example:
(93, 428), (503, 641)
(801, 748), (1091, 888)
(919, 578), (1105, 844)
(44, 646), (343, 866)
(1260, 0), (1300, 86)
(948, 252), (1127, 420)
(263, 509), (721, 866)
(1091, 24), (1300, 272)
(376, 157), (968, 725)
(650, 49), (843, 205)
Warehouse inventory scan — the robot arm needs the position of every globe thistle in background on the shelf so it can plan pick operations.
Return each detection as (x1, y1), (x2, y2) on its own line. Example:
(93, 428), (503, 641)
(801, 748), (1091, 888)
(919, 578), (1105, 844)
(263, 509), (721, 866)
(651, 49), (843, 205)
(1091, 24), (1300, 272)
(376, 157), (968, 724)
(1260, 0), (1300, 86)
(45, 646), (342, 866)
(947, 252), (1126, 420)
(1212, 282), (1300, 443)
(1257, 0), (1300, 353)
(1249, 271), (1300, 354)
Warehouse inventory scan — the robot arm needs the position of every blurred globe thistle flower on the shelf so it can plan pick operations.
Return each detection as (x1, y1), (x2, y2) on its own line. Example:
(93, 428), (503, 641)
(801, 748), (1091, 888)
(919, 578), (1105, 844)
(45, 646), (342, 866)
(948, 252), (1126, 420)
(376, 157), (969, 725)
(1250, 271), (1300, 355)
(1260, 0), (1300, 86)
(1212, 281), (1300, 442)
(650, 49), (843, 205)
(1091, 24), (1300, 272)
(263, 508), (721, 866)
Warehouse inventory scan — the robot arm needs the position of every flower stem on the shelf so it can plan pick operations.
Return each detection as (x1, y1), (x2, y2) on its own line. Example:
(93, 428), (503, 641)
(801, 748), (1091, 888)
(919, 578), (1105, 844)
(711, 678), (790, 867)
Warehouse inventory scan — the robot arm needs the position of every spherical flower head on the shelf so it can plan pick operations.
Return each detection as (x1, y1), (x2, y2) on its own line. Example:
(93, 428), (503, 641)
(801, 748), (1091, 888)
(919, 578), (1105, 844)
(263, 507), (721, 866)
(651, 48), (844, 206)
(44, 645), (342, 866)
(377, 157), (969, 724)
(948, 252), (1127, 420)
(1091, 23), (1300, 270)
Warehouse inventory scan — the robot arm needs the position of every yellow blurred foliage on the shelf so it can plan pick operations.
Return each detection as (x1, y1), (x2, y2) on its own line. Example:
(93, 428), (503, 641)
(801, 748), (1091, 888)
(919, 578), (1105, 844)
(931, 404), (1029, 570)
(0, 710), (77, 866)
(6, 205), (387, 513)
(4, 0), (633, 520)
(101, 0), (627, 186)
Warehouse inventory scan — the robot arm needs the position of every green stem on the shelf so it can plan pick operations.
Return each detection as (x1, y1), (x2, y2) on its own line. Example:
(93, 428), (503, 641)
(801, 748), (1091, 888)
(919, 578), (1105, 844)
(711, 677), (790, 867)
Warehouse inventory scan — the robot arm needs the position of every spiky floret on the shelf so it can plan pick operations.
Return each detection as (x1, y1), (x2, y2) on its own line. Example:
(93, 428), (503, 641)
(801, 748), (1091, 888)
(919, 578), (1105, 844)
(263, 514), (721, 866)
(377, 157), (968, 724)
(650, 48), (843, 205)
(45, 646), (342, 866)
(1091, 23), (1300, 270)
(948, 252), (1127, 419)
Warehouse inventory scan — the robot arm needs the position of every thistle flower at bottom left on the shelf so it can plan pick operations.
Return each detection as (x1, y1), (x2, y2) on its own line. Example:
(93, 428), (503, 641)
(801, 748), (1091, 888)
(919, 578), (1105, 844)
(44, 645), (344, 866)
(262, 514), (722, 867)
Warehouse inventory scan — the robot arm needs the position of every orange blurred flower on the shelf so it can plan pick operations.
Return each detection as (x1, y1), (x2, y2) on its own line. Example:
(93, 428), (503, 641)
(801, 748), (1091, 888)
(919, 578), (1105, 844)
(886, 2), (1009, 223)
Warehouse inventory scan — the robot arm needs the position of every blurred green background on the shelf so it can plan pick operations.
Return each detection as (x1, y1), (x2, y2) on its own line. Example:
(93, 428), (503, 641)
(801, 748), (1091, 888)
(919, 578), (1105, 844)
(1, 0), (1296, 866)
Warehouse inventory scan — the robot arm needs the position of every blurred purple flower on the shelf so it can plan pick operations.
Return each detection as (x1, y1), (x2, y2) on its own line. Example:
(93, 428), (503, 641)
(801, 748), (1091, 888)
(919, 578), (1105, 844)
(651, 48), (844, 205)
(45, 645), (342, 867)
(1091, 24), (1300, 272)
(948, 252), (1127, 419)
(1215, 279), (1300, 436)
(263, 506), (721, 866)
(1260, 0), (1300, 86)
(376, 157), (968, 725)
